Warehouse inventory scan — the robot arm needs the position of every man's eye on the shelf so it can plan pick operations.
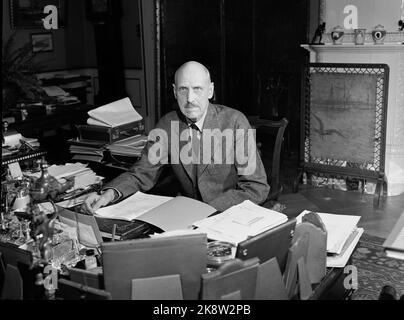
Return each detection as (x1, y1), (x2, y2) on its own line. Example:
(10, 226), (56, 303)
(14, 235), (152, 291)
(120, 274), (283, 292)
(178, 88), (188, 94)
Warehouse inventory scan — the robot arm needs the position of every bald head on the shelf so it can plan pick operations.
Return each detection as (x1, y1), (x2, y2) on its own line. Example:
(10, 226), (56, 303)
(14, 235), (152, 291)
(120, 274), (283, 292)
(173, 61), (214, 122)
(174, 61), (211, 85)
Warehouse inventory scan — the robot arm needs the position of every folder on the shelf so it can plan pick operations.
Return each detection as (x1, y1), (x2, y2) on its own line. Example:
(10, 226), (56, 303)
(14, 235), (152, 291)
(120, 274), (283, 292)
(102, 233), (207, 300)
(255, 257), (288, 300)
(201, 258), (259, 300)
(131, 274), (183, 300)
(236, 219), (296, 273)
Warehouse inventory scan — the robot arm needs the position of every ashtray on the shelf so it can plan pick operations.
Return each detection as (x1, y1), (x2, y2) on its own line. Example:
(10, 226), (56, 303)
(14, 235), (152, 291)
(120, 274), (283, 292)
(207, 241), (236, 268)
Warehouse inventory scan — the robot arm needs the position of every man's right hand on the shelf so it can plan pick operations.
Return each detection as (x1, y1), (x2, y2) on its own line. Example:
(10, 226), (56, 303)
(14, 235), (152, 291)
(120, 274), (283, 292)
(81, 189), (116, 215)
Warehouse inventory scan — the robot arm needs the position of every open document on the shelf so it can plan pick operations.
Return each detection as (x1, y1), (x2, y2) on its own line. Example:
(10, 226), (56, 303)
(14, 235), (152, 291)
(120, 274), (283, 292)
(94, 192), (217, 231)
(87, 97), (142, 127)
(193, 200), (288, 245)
(296, 210), (361, 255)
(326, 227), (364, 268)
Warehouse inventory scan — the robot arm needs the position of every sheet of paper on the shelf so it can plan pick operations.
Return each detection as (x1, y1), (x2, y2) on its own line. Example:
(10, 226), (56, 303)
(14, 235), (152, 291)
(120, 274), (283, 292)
(150, 229), (205, 238)
(327, 228), (364, 268)
(8, 162), (23, 179)
(137, 196), (217, 231)
(87, 97), (142, 127)
(391, 227), (404, 250)
(297, 210), (361, 255)
(193, 200), (288, 245)
(77, 223), (99, 248)
(383, 211), (404, 252)
(3, 133), (22, 147)
(95, 191), (173, 221)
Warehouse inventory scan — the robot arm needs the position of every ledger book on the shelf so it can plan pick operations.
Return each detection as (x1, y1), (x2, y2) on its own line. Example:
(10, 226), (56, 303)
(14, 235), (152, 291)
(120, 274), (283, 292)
(95, 192), (217, 232)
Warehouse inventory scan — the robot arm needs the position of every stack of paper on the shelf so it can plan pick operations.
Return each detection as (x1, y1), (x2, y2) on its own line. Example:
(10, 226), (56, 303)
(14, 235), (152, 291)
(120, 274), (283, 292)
(24, 162), (104, 193)
(68, 138), (106, 163)
(87, 97), (142, 127)
(106, 134), (148, 157)
(193, 200), (288, 245)
(296, 210), (363, 267)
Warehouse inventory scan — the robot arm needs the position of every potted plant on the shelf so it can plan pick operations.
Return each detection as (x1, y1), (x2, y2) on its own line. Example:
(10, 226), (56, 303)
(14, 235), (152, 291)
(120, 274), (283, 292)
(2, 33), (45, 117)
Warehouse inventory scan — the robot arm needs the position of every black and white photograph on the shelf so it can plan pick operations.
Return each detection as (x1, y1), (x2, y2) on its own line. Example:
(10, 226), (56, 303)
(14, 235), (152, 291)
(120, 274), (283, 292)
(2, 0), (404, 309)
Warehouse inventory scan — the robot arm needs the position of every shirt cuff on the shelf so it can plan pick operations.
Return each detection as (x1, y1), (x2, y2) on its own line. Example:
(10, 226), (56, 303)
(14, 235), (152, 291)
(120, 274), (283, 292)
(100, 187), (122, 204)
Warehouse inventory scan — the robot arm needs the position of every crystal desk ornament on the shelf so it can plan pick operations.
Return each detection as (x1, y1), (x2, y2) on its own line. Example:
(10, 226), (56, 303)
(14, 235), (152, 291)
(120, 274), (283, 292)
(26, 159), (75, 266)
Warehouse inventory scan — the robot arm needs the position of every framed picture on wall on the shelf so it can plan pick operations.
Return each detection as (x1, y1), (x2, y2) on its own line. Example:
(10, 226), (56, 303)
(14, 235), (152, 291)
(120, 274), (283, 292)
(9, 0), (67, 29)
(31, 33), (54, 53)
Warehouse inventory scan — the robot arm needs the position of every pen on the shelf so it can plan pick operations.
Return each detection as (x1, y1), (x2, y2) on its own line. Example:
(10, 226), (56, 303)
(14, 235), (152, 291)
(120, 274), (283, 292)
(112, 224), (117, 242)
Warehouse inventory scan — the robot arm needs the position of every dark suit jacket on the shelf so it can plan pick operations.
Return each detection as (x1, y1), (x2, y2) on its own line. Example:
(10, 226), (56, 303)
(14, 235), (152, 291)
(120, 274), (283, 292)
(104, 104), (270, 211)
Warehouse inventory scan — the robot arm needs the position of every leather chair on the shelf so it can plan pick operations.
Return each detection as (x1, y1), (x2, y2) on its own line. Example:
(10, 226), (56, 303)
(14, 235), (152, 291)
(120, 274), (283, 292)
(248, 117), (289, 202)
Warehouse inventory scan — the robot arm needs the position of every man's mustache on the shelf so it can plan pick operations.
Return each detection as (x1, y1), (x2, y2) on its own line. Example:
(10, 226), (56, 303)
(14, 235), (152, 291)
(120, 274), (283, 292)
(185, 103), (199, 108)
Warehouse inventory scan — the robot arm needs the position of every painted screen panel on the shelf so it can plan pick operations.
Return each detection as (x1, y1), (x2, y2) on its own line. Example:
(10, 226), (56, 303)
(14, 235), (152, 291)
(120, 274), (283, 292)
(309, 73), (377, 163)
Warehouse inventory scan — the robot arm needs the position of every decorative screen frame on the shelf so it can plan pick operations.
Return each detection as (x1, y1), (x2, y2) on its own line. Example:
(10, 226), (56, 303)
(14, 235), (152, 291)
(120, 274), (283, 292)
(301, 63), (389, 180)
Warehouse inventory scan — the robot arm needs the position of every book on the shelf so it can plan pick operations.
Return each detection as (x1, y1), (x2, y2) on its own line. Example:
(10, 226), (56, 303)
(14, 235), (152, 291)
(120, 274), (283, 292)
(296, 210), (361, 255)
(383, 211), (404, 260)
(95, 217), (156, 241)
(193, 200), (288, 245)
(94, 192), (217, 232)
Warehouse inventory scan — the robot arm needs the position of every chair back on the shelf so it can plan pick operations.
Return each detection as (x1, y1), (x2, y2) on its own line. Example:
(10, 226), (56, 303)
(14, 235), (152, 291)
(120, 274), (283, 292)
(249, 117), (289, 200)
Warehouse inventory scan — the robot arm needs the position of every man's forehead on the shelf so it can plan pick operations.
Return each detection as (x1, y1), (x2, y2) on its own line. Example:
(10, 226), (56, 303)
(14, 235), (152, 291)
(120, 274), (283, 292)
(176, 72), (210, 86)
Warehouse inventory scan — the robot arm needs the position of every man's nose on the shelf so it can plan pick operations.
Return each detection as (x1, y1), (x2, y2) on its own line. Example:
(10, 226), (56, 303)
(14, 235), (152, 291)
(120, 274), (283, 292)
(187, 89), (196, 102)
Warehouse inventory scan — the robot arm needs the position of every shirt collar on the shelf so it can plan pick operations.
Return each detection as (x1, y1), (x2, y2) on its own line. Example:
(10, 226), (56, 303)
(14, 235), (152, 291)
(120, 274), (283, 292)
(186, 105), (209, 132)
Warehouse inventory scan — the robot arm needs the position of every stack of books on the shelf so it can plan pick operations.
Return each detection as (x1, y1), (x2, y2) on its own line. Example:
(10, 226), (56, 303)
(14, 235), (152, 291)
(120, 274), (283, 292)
(68, 138), (106, 163)
(69, 97), (146, 163)
(296, 210), (364, 268)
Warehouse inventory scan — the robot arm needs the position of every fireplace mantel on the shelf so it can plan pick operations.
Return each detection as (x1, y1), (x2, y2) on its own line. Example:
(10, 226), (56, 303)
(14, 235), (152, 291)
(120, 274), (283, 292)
(302, 43), (404, 196)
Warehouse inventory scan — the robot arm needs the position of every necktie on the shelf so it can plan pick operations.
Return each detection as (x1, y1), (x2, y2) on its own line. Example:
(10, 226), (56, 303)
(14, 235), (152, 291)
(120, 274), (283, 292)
(190, 123), (202, 200)
(190, 123), (200, 165)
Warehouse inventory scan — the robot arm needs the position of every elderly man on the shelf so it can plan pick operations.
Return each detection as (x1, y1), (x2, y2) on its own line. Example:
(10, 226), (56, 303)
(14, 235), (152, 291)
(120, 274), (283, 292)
(83, 61), (269, 213)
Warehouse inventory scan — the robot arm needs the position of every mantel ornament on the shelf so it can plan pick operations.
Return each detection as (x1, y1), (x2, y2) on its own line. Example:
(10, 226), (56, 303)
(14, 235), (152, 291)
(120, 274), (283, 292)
(372, 25), (387, 44)
(331, 26), (345, 45)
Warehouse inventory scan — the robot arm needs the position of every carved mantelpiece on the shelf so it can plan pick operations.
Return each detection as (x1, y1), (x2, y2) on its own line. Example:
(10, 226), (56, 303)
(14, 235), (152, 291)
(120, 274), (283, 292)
(302, 43), (404, 196)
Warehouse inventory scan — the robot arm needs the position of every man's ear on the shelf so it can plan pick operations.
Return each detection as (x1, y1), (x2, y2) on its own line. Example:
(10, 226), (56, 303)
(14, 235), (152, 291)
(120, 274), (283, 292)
(172, 84), (177, 99)
(208, 82), (214, 99)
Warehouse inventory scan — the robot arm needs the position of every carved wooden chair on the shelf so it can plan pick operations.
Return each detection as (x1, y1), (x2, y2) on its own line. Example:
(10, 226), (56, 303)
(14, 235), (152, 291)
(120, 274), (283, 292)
(248, 117), (289, 202)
